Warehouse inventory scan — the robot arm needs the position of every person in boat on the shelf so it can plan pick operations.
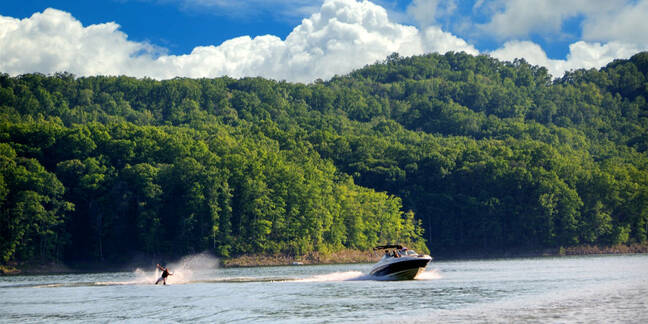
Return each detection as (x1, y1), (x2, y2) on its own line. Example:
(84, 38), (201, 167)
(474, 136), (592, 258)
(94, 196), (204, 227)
(155, 264), (173, 285)
(399, 247), (408, 257)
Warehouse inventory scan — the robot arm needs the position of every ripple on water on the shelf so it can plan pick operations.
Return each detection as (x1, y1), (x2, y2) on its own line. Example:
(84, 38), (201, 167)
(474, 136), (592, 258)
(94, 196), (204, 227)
(1, 255), (647, 323)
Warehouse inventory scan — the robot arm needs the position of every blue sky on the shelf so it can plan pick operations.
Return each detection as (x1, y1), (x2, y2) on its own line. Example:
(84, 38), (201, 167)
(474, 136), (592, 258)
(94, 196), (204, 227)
(1, 0), (647, 82)
(0, 0), (299, 55)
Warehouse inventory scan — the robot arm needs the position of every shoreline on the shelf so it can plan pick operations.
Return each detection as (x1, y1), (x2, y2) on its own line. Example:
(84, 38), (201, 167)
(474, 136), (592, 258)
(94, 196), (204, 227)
(430, 243), (648, 261)
(221, 249), (380, 268)
(2, 243), (647, 276)
(223, 243), (648, 267)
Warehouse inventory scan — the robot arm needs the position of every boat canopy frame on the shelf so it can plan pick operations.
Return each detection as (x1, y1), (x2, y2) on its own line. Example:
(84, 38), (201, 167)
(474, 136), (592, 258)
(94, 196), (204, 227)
(373, 244), (404, 250)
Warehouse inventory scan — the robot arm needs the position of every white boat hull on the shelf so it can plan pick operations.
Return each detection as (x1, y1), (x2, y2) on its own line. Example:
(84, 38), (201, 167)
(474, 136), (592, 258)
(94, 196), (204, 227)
(369, 256), (432, 280)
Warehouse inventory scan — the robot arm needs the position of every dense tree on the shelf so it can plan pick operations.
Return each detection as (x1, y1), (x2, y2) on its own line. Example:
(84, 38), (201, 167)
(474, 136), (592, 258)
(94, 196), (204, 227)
(1, 51), (647, 264)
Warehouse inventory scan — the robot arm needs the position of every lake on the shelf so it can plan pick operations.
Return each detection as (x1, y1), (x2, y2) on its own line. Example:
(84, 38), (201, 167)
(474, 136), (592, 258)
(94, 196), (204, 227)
(1, 254), (647, 323)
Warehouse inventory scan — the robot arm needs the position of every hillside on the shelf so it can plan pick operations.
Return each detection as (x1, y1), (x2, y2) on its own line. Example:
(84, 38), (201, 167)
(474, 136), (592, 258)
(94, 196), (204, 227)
(1, 51), (647, 264)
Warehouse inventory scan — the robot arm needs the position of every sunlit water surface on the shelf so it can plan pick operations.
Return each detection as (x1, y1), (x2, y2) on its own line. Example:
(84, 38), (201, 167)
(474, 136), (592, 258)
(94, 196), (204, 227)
(1, 254), (647, 323)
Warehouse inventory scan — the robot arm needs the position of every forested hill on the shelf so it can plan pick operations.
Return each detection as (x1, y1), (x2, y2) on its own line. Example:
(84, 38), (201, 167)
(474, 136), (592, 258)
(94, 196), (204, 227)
(1, 51), (647, 265)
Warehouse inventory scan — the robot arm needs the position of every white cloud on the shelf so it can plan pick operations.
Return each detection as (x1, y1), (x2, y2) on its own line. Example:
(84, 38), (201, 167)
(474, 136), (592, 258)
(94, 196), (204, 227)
(406, 0), (457, 28)
(477, 0), (585, 39)
(151, 0), (428, 81)
(490, 40), (643, 78)
(421, 26), (478, 55)
(0, 9), (160, 77)
(581, 0), (648, 45)
(0, 0), (645, 82)
(0, 0), (479, 82)
(476, 0), (645, 43)
(474, 0), (648, 77)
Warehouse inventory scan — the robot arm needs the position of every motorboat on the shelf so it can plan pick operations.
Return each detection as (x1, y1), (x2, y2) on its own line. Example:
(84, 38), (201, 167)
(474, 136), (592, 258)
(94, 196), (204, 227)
(369, 245), (432, 280)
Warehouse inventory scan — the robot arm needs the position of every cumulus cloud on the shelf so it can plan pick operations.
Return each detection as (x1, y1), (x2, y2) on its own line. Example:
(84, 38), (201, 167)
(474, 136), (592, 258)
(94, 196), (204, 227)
(0, 0), (478, 82)
(150, 0), (429, 81)
(0, 0), (646, 82)
(0, 9), (161, 77)
(490, 40), (643, 78)
(476, 0), (647, 43)
(581, 0), (648, 45)
(474, 0), (648, 77)
(406, 0), (457, 28)
(477, 0), (587, 39)
(421, 26), (477, 55)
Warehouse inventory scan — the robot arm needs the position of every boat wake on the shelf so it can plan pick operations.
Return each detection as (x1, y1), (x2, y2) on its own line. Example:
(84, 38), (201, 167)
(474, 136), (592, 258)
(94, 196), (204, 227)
(21, 272), (365, 288)
(153, 252), (221, 284)
(292, 268), (442, 282)
(292, 271), (369, 282)
(4, 253), (441, 288)
(416, 269), (442, 280)
(12, 270), (441, 288)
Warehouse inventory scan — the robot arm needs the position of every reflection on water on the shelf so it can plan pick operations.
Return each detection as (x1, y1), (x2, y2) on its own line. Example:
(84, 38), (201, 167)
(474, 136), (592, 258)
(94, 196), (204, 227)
(1, 255), (647, 323)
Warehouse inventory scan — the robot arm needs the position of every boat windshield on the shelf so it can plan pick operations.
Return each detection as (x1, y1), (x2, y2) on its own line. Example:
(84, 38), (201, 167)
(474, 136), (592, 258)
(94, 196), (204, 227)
(380, 249), (421, 258)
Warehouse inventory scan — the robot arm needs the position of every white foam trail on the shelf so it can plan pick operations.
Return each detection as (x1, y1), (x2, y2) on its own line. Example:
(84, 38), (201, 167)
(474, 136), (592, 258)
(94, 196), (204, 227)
(294, 269), (442, 282)
(136, 267), (161, 284)
(93, 268), (160, 286)
(416, 269), (442, 280)
(101, 252), (222, 285)
(161, 252), (220, 284)
(294, 271), (367, 282)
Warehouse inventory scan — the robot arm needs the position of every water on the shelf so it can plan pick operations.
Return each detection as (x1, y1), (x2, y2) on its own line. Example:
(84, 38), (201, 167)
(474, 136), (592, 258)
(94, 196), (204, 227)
(1, 254), (647, 323)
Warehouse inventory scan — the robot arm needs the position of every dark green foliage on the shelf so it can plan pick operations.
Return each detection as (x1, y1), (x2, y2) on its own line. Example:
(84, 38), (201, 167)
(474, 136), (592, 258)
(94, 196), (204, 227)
(1, 51), (647, 263)
(0, 120), (425, 262)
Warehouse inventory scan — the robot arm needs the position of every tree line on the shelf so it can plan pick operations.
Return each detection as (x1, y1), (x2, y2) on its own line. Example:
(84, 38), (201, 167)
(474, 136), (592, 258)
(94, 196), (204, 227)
(1, 51), (647, 263)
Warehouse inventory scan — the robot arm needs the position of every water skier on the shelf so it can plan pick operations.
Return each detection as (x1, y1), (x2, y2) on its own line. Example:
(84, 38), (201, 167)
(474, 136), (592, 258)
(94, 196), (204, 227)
(155, 264), (173, 285)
